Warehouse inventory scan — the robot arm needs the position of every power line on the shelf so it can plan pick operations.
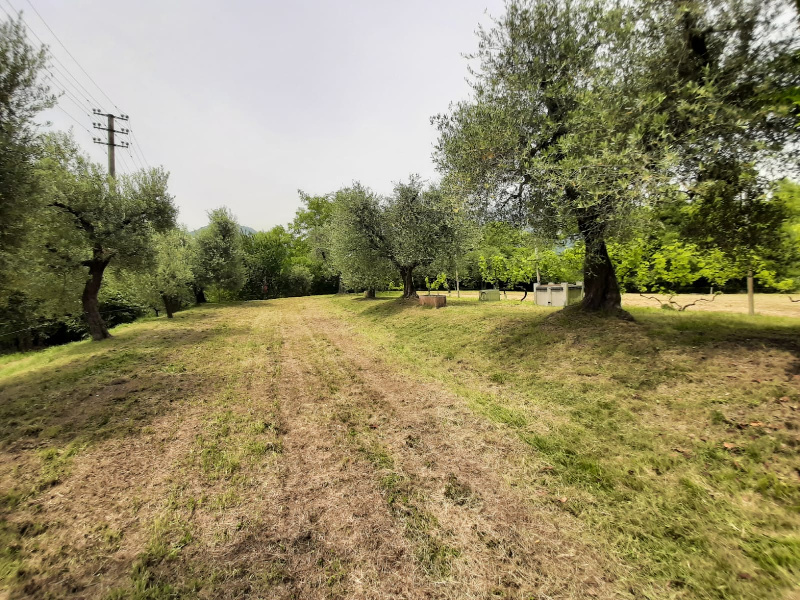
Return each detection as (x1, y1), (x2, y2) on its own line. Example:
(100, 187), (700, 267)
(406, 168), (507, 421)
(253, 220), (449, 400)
(128, 124), (150, 169)
(23, 0), (122, 112)
(3, 0), (151, 174)
(44, 62), (97, 111)
(125, 145), (144, 171)
(43, 71), (96, 126)
(48, 79), (91, 119)
(46, 72), (91, 113)
(117, 150), (131, 174)
(55, 104), (92, 135)
(1, 0), (106, 109)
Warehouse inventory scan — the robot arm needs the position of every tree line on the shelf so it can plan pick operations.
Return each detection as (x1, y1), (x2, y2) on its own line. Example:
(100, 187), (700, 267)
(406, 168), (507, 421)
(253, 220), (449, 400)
(3, 0), (800, 350)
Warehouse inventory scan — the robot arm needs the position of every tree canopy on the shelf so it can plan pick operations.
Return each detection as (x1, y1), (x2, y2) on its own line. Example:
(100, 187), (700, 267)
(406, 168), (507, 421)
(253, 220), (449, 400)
(328, 178), (468, 299)
(35, 133), (176, 339)
(434, 0), (800, 316)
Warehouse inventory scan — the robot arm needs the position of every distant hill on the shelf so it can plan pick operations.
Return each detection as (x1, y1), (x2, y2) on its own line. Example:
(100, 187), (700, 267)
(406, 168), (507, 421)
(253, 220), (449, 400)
(190, 225), (257, 236)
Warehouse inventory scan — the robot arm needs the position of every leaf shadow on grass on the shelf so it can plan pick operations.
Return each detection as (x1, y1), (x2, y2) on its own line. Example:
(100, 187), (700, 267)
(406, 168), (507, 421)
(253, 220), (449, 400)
(0, 308), (251, 452)
(336, 297), (800, 595)
(487, 308), (800, 381)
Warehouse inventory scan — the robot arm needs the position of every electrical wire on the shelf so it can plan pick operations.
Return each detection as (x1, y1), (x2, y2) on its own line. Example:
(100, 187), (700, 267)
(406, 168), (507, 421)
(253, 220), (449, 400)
(128, 125), (150, 169)
(47, 74), (92, 116)
(125, 145), (143, 171)
(55, 104), (92, 135)
(117, 150), (132, 174)
(2, 0), (107, 110)
(2, 1), (153, 171)
(44, 73), (95, 128)
(24, 0), (122, 112)
(43, 60), (97, 112)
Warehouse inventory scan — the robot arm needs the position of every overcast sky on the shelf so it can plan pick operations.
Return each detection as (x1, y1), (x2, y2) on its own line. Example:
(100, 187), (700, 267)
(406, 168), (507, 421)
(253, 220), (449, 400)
(9, 0), (506, 231)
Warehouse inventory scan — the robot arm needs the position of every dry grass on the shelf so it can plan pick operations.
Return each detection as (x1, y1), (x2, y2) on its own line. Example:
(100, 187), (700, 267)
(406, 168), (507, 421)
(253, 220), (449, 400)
(2, 295), (799, 599)
(0, 299), (614, 599)
(331, 292), (800, 599)
(448, 290), (800, 317)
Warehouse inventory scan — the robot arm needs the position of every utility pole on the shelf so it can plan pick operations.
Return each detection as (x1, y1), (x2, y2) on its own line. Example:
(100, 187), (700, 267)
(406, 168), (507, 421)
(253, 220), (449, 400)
(92, 109), (129, 178)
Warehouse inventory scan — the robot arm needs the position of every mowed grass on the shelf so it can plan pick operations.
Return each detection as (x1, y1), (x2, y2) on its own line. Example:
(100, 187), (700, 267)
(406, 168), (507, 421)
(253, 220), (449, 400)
(0, 302), (286, 599)
(1, 294), (799, 599)
(330, 292), (800, 599)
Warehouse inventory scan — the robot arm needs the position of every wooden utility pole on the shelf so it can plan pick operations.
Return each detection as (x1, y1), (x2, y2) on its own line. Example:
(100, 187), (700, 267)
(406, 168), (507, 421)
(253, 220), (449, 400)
(92, 109), (129, 177)
(747, 269), (755, 315)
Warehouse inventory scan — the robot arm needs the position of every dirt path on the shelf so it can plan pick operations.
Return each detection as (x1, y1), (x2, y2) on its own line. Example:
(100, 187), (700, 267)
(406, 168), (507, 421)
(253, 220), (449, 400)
(1, 299), (619, 599)
(259, 298), (617, 599)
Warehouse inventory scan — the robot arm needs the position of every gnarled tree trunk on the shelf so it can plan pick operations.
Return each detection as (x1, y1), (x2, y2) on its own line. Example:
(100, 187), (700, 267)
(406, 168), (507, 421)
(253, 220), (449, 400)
(82, 252), (112, 341)
(363, 288), (376, 299)
(399, 267), (417, 299)
(161, 293), (180, 318)
(576, 216), (625, 315)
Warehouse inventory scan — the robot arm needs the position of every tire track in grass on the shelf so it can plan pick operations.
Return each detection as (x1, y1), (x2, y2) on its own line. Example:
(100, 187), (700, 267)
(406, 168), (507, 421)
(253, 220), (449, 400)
(240, 299), (429, 599)
(287, 297), (619, 600)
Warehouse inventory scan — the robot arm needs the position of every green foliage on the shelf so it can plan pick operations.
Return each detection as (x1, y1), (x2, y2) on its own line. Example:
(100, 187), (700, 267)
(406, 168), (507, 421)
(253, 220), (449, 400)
(238, 224), (329, 299)
(0, 16), (55, 291)
(284, 264), (313, 297)
(611, 240), (735, 293)
(424, 273), (448, 294)
(239, 227), (292, 299)
(328, 177), (472, 297)
(152, 229), (195, 307)
(35, 133), (176, 271)
(194, 208), (245, 298)
(328, 183), (397, 293)
(433, 0), (661, 243)
(639, 0), (800, 287)
(112, 229), (196, 316)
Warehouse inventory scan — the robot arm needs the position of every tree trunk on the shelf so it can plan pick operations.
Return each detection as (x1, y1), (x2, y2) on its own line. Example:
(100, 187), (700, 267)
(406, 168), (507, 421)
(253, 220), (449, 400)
(747, 270), (755, 315)
(161, 294), (176, 318)
(400, 267), (417, 299)
(364, 288), (376, 299)
(82, 257), (112, 341)
(337, 276), (347, 294)
(194, 285), (207, 304)
(576, 217), (626, 315)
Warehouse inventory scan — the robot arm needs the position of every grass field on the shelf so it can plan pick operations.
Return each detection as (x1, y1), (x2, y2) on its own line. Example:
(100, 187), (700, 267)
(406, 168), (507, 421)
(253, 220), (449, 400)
(451, 290), (800, 318)
(1, 295), (799, 599)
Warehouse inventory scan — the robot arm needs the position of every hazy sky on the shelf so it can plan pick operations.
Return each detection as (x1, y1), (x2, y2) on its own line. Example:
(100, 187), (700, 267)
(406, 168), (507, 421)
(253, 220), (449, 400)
(9, 0), (506, 231)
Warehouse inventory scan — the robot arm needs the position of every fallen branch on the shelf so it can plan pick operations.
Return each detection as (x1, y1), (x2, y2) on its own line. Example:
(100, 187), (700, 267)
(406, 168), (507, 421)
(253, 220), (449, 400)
(675, 292), (720, 312)
(639, 293), (665, 309)
(639, 292), (721, 311)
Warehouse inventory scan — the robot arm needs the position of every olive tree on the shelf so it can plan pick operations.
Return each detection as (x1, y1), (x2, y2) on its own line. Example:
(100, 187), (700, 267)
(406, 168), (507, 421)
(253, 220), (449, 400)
(35, 134), (176, 340)
(194, 208), (246, 300)
(433, 0), (663, 316)
(329, 184), (397, 297)
(0, 15), (54, 293)
(639, 0), (800, 312)
(328, 178), (466, 299)
(148, 228), (196, 318)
